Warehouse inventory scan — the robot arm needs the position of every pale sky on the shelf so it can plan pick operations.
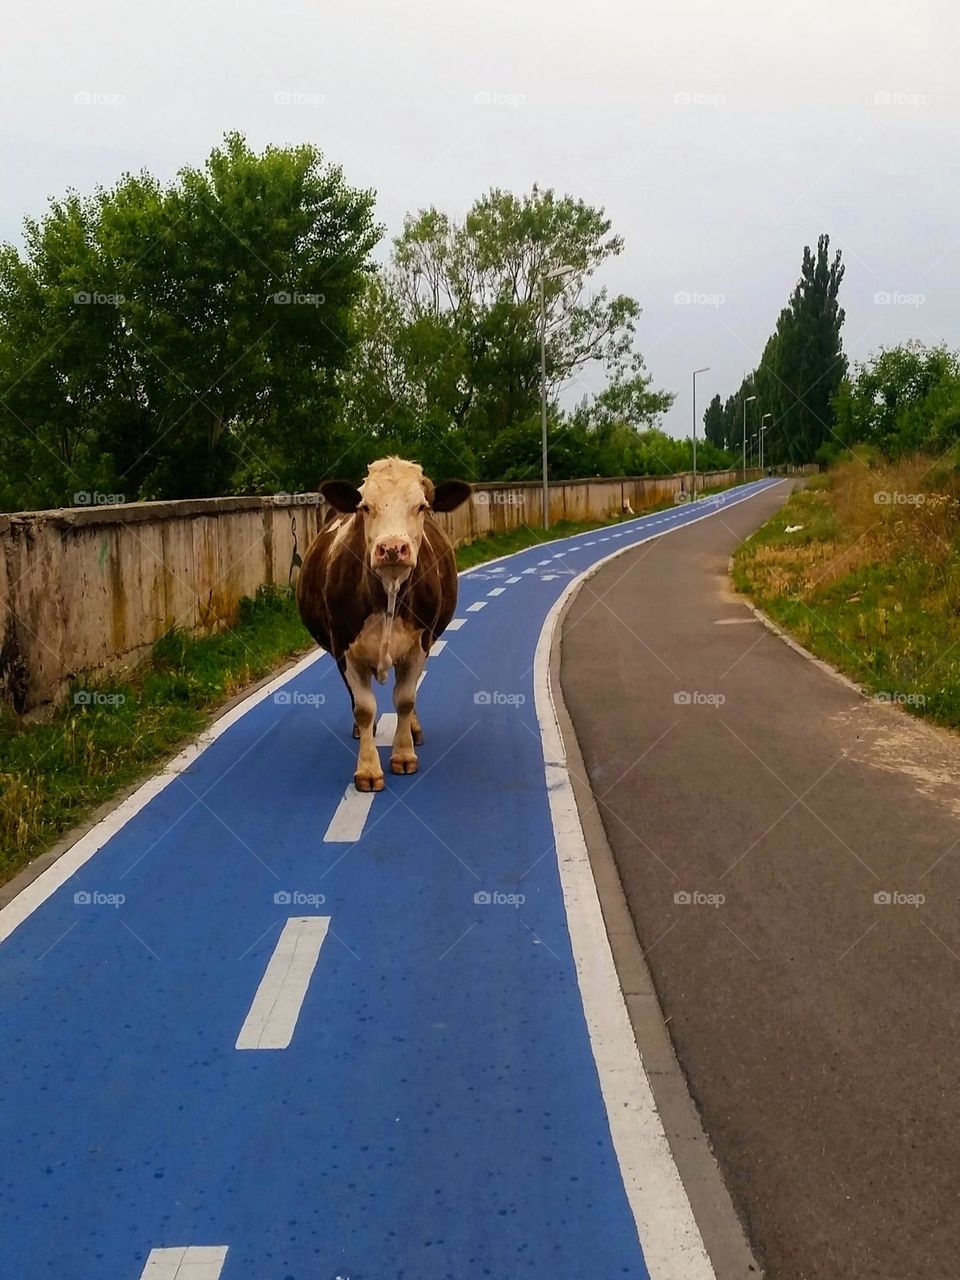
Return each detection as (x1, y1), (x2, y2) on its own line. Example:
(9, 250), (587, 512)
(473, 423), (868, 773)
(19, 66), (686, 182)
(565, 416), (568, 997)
(2, 0), (956, 436)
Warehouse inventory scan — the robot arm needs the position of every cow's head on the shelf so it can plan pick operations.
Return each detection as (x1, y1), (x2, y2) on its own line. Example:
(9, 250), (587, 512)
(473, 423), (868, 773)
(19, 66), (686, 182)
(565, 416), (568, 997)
(321, 457), (471, 579)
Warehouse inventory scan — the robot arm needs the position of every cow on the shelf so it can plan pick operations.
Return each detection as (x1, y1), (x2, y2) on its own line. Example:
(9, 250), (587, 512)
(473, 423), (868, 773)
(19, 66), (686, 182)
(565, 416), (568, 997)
(297, 457), (472, 792)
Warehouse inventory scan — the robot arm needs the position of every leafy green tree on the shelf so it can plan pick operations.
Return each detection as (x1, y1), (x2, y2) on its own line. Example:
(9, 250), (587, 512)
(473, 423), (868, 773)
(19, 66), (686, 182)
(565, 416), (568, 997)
(703, 393), (724, 447)
(0, 134), (379, 508)
(759, 235), (846, 464)
(833, 342), (960, 457)
(339, 186), (670, 482)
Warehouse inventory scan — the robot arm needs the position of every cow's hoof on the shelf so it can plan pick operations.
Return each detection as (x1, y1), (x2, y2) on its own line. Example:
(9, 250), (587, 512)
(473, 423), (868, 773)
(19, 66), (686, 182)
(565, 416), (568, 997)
(412, 727), (424, 746)
(354, 772), (385, 792)
(390, 755), (419, 775)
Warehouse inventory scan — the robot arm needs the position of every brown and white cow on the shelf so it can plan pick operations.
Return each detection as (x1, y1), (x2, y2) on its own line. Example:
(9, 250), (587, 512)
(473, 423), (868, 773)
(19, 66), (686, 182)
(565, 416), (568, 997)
(297, 457), (472, 792)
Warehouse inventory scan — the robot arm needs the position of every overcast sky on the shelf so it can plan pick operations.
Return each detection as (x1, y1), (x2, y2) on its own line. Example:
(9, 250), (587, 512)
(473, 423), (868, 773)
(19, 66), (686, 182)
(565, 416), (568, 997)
(1, 0), (956, 436)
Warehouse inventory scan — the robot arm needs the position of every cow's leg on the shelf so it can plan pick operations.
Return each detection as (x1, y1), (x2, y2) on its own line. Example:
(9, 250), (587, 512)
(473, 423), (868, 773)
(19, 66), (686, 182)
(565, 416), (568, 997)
(345, 657), (383, 792)
(339, 653), (377, 741)
(390, 644), (427, 775)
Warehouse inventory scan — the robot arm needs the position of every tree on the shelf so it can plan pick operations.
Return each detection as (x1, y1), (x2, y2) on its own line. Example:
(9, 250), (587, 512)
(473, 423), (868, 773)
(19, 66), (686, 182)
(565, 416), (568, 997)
(0, 134), (380, 508)
(759, 234), (846, 464)
(833, 342), (960, 457)
(339, 186), (670, 482)
(703, 393), (724, 447)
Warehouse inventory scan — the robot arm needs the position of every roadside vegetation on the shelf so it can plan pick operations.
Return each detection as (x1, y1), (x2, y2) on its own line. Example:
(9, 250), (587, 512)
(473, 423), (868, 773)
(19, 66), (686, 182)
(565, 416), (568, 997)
(2, 494), (721, 882)
(734, 453), (960, 729)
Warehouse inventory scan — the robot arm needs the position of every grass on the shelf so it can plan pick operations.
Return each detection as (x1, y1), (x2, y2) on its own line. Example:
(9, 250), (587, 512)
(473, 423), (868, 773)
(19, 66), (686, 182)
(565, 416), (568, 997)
(733, 454), (960, 729)
(0, 482), (744, 882)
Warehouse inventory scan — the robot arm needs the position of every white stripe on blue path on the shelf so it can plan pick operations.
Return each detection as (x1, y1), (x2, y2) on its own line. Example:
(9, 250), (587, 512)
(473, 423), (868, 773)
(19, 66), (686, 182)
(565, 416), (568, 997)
(236, 916), (330, 1050)
(139, 1246), (228, 1279)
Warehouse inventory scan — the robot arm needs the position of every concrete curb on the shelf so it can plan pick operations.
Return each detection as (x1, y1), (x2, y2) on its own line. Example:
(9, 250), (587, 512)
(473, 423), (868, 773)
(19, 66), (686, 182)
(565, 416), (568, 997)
(550, 590), (763, 1280)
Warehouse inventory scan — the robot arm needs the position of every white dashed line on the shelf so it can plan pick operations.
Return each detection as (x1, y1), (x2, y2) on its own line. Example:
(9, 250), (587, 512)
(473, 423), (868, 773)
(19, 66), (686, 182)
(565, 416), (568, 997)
(521, 567), (538, 574)
(467, 601), (487, 612)
(236, 917), (330, 1050)
(506, 576), (521, 584)
(323, 788), (376, 842)
(375, 712), (398, 744)
(446, 618), (467, 630)
(430, 638), (447, 654)
(140, 1247), (229, 1279)
(487, 587), (506, 597)
(538, 559), (552, 565)
(542, 574), (558, 581)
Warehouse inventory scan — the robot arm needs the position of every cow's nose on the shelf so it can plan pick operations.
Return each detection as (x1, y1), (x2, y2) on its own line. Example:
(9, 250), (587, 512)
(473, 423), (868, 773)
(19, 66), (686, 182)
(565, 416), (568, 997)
(375, 539), (411, 565)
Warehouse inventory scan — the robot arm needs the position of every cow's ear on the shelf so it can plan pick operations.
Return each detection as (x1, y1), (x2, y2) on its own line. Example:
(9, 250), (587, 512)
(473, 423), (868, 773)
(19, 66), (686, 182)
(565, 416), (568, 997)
(431, 480), (472, 513)
(321, 480), (362, 513)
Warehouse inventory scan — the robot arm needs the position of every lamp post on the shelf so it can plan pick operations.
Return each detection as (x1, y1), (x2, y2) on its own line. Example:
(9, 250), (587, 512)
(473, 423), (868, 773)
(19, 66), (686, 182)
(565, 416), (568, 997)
(539, 263), (576, 529)
(742, 395), (756, 477)
(760, 413), (772, 470)
(691, 366), (710, 502)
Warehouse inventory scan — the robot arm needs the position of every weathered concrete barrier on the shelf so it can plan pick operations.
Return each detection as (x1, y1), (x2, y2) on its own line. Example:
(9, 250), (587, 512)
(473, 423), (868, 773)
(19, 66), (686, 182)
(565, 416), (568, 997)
(1, 468), (794, 715)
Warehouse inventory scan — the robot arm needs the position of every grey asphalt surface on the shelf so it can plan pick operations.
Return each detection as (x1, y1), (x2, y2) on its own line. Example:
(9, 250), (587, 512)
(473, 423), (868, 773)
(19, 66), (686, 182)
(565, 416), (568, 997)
(560, 482), (960, 1280)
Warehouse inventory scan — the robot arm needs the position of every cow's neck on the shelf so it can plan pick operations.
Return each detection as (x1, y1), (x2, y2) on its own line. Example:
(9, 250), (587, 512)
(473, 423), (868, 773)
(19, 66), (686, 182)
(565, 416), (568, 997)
(372, 568), (411, 684)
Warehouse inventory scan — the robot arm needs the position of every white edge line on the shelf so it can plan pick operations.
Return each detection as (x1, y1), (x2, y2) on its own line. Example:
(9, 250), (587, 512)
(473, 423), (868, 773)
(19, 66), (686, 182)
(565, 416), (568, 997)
(0, 481), (777, 947)
(0, 649), (329, 946)
(532, 479), (783, 1279)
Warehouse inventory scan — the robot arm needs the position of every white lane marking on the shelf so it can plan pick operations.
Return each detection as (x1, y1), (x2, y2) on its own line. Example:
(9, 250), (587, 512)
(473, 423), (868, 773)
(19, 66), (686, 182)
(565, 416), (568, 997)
(583, 541), (596, 546)
(375, 713), (398, 745)
(323, 788), (375, 842)
(0, 481), (779, 946)
(538, 559), (552, 565)
(487, 587), (506, 597)
(140, 1245), (228, 1278)
(487, 566), (505, 573)
(0, 647), (329, 947)
(553, 553), (566, 559)
(430, 639), (447, 654)
(506, 576), (521, 584)
(236, 916), (330, 1050)
(521, 567), (538, 574)
(446, 618), (467, 630)
(467, 601), (487, 612)
(542, 574), (558, 581)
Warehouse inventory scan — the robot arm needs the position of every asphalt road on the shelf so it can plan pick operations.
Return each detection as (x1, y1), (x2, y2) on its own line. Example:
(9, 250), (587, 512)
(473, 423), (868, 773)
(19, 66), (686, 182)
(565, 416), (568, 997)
(560, 481), (960, 1280)
(0, 478), (780, 1280)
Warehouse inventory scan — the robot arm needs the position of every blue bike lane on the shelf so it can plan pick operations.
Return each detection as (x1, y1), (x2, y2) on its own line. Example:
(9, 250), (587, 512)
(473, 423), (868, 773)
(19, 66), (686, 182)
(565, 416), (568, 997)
(0, 479), (780, 1279)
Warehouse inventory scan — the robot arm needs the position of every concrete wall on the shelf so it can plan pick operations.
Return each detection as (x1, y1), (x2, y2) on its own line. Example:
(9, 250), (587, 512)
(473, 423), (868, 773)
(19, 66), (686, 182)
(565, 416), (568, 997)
(1, 468), (801, 714)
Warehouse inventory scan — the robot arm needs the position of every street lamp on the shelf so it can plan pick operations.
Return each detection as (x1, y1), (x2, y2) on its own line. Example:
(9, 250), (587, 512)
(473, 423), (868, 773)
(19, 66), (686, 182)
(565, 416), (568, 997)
(691, 367), (710, 501)
(539, 263), (576, 529)
(760, 413), (772, 470)
(742, 395), (756, 477)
